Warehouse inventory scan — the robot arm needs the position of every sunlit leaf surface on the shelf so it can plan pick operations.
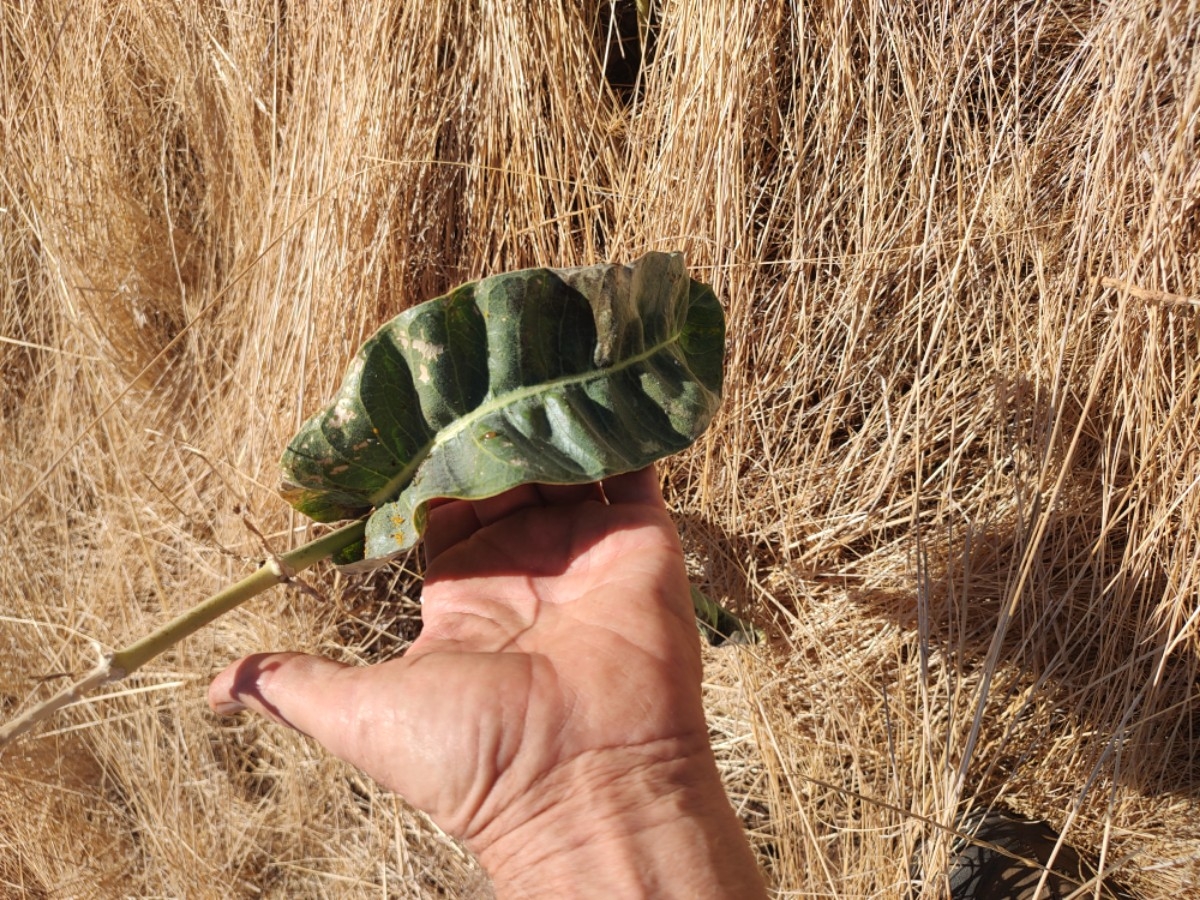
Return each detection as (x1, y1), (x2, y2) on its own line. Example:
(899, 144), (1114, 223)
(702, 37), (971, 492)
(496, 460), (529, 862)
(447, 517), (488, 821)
(280, 252), (724, 566)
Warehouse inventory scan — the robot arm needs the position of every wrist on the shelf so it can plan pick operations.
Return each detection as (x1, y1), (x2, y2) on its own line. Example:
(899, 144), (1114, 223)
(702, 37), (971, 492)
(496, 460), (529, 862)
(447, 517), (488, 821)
(473, 744), (766, 899)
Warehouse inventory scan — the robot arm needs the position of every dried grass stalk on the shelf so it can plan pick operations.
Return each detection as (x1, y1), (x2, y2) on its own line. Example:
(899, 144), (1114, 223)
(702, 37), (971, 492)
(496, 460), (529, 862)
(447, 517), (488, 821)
(2, 0), (1198, 895)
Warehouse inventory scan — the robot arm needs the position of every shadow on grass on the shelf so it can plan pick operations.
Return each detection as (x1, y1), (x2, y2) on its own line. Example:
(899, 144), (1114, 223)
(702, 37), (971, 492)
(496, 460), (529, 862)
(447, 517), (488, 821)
(675, 486), (1197, 896)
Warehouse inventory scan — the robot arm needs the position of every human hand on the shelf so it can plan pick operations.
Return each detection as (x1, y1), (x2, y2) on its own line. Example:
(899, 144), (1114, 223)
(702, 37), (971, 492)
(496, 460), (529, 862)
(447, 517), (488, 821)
(208, 467), (765, 898)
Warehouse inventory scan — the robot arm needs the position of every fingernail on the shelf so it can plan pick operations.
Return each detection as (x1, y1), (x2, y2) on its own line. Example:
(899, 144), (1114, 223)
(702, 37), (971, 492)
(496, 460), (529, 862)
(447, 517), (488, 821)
(211, 701), (245, 716)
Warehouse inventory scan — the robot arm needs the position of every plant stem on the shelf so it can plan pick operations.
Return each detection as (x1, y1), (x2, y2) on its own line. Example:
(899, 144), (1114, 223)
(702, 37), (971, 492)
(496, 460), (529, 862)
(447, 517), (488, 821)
(1, 519), (757, 748)
(0, 519), (366, 748)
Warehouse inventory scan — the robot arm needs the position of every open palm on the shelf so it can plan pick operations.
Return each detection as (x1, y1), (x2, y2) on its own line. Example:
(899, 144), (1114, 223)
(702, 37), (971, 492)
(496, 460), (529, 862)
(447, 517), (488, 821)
(208, 467), (713, 854)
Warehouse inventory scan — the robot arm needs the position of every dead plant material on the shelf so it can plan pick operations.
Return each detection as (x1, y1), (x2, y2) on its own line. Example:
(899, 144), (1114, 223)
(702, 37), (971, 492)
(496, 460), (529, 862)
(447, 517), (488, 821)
(2, 0), (1198, 895)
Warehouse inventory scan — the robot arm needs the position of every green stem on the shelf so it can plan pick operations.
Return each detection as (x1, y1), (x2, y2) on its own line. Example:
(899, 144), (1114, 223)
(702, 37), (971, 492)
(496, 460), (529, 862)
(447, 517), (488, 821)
(0, 519), (366, 748)
(1, 517), (754, 748)
(110, 519), (365, 675)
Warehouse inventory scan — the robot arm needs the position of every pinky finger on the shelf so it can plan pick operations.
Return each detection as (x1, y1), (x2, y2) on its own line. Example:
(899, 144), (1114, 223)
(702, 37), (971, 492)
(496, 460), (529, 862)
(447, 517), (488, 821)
(601, 465), (664, 508)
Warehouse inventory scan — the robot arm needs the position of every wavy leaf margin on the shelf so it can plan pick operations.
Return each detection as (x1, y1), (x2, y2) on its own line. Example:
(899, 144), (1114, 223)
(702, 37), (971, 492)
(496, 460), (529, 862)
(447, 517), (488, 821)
(279, 251), (724, 567)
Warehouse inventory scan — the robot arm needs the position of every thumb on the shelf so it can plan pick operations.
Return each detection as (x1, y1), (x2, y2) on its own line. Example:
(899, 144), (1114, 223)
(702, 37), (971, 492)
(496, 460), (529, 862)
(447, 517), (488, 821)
(208, 652), (369, 764)
(208, 650), (520, 827)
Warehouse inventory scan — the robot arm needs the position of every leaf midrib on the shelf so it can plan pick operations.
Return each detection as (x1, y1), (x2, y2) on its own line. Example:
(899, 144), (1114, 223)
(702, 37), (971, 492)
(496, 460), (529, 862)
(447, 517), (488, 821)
(366, 325), (686, 507)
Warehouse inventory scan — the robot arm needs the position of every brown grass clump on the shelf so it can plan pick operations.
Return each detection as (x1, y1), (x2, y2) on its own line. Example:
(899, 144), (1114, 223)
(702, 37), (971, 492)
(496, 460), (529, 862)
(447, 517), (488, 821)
(2, 0), (1198, 896)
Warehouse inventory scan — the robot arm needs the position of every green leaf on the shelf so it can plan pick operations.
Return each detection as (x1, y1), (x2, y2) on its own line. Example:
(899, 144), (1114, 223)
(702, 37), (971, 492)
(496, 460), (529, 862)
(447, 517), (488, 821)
(690, 585), (763, 646)
(280, 252), (724, 568)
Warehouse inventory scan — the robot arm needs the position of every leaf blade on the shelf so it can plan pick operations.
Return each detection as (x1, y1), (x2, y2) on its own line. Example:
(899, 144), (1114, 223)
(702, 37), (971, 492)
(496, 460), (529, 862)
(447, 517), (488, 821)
(280, 251), (724, 566)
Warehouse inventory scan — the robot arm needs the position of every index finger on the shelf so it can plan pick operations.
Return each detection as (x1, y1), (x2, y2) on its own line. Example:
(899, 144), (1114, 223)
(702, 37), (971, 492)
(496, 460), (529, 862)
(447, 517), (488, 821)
(423, 499), (482, 561)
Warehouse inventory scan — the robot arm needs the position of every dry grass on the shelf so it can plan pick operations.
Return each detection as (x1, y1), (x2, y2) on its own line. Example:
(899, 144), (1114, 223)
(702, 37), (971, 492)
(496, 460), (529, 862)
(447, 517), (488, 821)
(2, 0), (1199, 896)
